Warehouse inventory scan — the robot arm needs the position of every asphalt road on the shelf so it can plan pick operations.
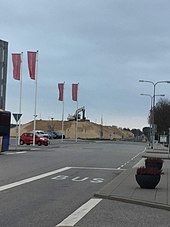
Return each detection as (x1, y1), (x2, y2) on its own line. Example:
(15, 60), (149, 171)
(0, 140), (169, 226)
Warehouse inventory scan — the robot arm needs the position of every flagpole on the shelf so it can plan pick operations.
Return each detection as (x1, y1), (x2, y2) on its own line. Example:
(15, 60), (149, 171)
(33, 50), (38, 146)
(75, 83), (79, 143)
(61, 82), (65, 142)
(18, 52), (23, 145)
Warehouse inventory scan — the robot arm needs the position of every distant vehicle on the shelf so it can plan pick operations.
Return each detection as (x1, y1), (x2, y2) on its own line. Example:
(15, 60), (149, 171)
(67, 106), (86, 121)
(45, 131), (58, 139)
(33, 130), (49, 138)
(53, 131), (65, 139)
(46, 131), (65, 139)
(20, 132), (49, 146)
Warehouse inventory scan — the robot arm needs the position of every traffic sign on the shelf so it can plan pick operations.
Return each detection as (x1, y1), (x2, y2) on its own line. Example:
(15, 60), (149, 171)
(13, 113), (22, 122)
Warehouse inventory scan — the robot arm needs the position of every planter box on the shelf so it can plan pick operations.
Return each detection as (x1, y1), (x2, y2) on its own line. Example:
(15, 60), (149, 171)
(135, 174), (161, 189)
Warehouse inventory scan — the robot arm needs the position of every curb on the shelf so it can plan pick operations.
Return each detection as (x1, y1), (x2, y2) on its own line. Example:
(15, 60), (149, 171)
(142, 155), (170, 160)
(94, 166), (170, 211)
(94, 193), (170, 211)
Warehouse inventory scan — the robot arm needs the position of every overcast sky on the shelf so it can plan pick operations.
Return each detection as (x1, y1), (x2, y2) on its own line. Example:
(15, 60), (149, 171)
(1, 0), (170, 129)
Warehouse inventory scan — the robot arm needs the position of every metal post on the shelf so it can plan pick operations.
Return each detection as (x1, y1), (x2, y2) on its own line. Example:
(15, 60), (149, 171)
(51, 118), (54, 139)
(33, 51), (38, 146)
(16, 123), (18, 150)
(18, 52), (23, 145)
(169, 128), (170, 154)
(152, 84), (156, 150)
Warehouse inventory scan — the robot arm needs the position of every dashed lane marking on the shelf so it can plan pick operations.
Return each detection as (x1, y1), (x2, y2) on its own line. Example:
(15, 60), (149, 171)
(71, 166), (126, 171)
(117, 148), (146, 170)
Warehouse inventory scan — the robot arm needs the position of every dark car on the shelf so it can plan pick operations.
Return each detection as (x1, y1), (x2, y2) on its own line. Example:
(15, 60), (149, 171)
(53, 131), (65, 139)
(45, 131), (57, 139)
(20, 132), (49, 146)
(46, 131), (65, 139)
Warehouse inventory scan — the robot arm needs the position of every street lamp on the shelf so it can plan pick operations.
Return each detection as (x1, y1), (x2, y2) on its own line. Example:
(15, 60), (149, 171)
(140, 93), (165, 146)
(139, 80), (170, 148)
(139, 80), (170, 107)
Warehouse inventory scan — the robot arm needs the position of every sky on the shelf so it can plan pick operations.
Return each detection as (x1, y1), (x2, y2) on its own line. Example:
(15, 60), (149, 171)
(1, 0), (170, 130)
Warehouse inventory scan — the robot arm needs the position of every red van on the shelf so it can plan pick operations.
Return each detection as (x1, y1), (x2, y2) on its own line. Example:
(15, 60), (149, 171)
(20, 132), (49, 146)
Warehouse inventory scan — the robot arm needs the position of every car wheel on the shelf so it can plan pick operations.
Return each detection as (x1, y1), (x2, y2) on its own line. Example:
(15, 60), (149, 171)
(20, 140), (24, 145)
(37, 141), (42, 146)
(44, 143), (48, 146)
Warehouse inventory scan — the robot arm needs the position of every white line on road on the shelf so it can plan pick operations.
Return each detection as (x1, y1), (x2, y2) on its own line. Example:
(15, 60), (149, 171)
(0, 167), (71, 192)
(72, 166), (125, 171)
(0, 165), (124, 193)
(56, 198), (102, 226)
(117, 148), (146, 169)
(5, 151), (27, 155)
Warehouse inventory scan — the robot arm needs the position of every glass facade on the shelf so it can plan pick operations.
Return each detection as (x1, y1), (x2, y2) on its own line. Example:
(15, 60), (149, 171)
(0, 40), (8, 110)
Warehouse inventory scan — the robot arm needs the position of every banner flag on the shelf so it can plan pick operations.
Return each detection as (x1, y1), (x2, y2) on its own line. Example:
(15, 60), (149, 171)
(72, 83), (78, 101)
(27, 51), (37, 80)
(12, 53), (21, 80)
(58, 83), (64, 101)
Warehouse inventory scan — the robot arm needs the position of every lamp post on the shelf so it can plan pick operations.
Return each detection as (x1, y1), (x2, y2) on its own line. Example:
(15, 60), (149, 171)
(139, 80), (170, 149)
(51, 117), (54, 139)
(140, 93), (165, 146)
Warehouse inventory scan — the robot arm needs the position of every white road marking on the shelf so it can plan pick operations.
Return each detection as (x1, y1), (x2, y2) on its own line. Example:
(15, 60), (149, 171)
(117, 148), (146, 169)
(0, 165), (123, 192)
(5, 151), (27, 155)
(0, 167), (71, 192)
(56, 198), (102, 226)
(71, 166), (125, 171)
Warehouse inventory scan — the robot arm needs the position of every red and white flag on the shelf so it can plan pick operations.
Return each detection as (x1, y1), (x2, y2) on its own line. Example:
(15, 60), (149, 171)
(27, 51), (37, 80)
(58, 83), (64, 101)
(12, 53), (21, 80)
(72, 83), (78, 101)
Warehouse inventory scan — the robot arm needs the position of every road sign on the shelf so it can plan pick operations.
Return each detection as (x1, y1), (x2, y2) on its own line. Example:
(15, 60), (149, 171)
(160, 135), (167, 143)
(13, 113), (22, 122)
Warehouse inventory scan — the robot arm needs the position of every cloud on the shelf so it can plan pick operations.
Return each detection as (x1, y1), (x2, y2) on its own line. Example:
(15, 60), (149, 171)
(2, 0), (170, 130)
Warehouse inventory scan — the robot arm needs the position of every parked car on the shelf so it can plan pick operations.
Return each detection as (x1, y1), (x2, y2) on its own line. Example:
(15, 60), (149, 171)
(33, 130), (49, 138)
(20, 132), (49, 146)
(45, 131), (58, 139)
(44, 131), (65, 139)
(53, 131), (65, 139)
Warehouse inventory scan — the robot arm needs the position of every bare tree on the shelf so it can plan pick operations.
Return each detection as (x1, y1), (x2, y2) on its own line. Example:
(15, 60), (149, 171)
(149, 98), (170, 135)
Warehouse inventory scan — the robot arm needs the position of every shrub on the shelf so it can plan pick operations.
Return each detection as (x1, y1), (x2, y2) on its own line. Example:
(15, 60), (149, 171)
(137, 167), (163, 175)
(145, 158), (164, 164)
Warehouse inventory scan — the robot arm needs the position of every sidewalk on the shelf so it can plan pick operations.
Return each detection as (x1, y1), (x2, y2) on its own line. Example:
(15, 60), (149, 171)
(94, 147), (170, 211)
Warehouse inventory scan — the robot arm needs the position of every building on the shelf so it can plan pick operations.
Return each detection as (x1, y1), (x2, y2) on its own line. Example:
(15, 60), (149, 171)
(0, 39), (8, 110)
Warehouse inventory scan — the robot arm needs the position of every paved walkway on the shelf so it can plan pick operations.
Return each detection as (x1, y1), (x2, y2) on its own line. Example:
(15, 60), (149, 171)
(94, 147), (170, 211)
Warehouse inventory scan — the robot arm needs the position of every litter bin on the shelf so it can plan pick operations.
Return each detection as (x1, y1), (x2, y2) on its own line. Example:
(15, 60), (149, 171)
(0, 136), (2, 153)
(2, 134), (10, 152)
